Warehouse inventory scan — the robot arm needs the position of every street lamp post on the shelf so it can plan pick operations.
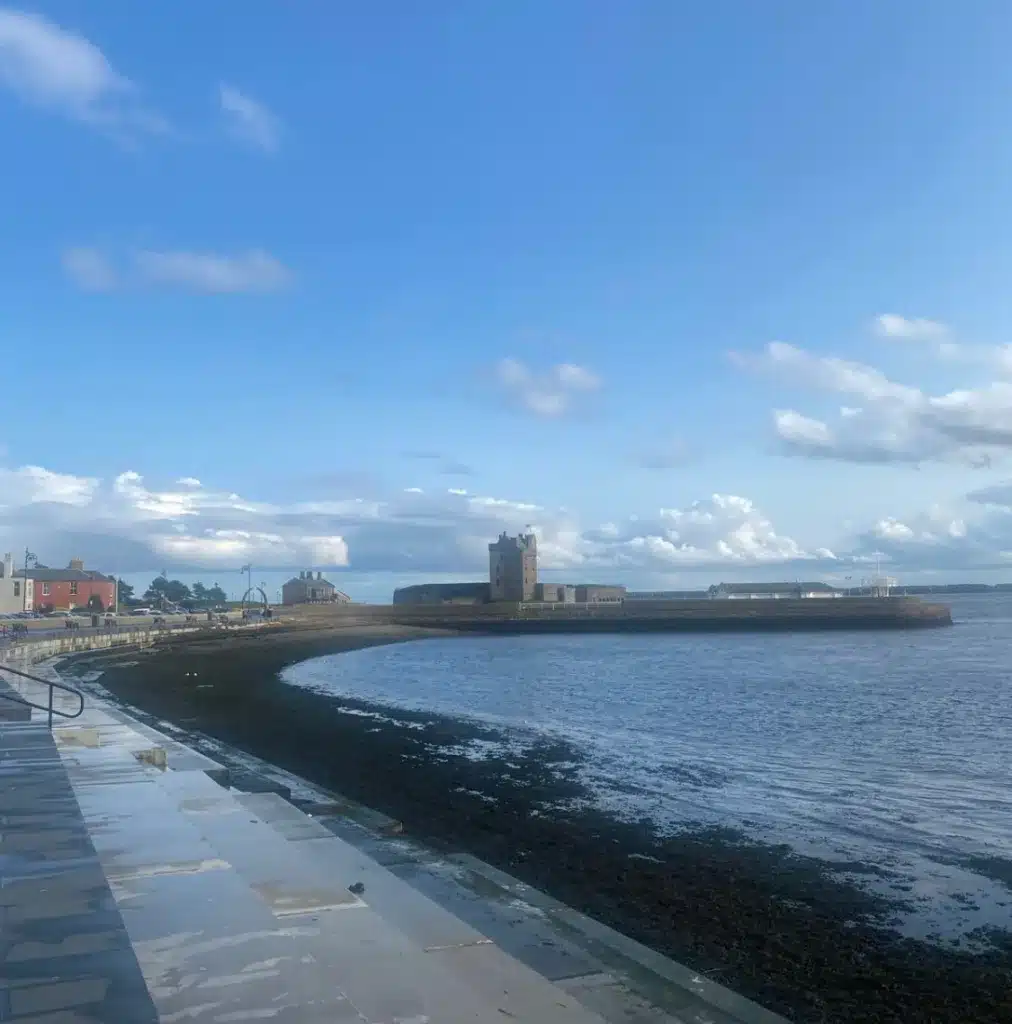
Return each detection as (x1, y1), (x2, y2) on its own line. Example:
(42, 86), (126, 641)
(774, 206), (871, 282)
(22, 549), (36, 613)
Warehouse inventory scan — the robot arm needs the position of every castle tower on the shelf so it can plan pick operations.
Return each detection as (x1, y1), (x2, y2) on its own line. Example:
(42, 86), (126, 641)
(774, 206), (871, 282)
(488, 531), (538, 602)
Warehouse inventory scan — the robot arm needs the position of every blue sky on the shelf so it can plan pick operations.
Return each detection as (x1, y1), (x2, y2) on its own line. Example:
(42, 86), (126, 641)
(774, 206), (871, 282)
(5, 1), (1012, 600)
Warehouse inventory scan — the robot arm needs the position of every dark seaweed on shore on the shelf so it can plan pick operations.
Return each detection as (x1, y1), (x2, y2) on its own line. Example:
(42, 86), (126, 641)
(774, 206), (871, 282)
(66, 627), (1012, 1024)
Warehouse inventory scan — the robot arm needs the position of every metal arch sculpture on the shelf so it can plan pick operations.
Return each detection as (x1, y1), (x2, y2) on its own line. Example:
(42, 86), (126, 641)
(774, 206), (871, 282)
(240, 586), (270, 618)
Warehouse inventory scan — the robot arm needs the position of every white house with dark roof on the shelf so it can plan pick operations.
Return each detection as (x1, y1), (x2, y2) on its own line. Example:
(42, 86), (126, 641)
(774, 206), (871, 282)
(281, 570), (351, 606)
(0, 553), (33, 613)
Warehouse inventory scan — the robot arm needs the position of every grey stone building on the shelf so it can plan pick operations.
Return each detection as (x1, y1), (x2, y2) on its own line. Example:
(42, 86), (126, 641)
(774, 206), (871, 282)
(281, 571), (351, 606)
(533, 582), (574, 603)
(488, 531), (538, 602)
(573, 584), (626, 603)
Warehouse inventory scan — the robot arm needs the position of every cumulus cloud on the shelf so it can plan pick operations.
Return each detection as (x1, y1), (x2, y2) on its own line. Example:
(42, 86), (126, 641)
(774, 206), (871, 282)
(847, 503), (1012, 571)
(874, 314), (948, 342)
(61, 247), (118, 291)
(583, 494), (833, 568)
(219, 84), (280, 153)
(0, 8), (165, 137)
(495, 358), (601, 417)
(14, 458), (1012, 577)
(0, 465), (98, 507)
(133, 249), (291, 293)
(0, 460), (842, 577)
(737, 335), (1012, 468)
(770, 466), (1012, 573)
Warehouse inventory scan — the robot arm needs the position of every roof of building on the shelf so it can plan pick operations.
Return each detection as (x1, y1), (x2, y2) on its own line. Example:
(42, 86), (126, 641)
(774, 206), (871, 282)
(710, 581), (838, 594)
(15, 567), (114, 582)
(283, 576), (336, 588)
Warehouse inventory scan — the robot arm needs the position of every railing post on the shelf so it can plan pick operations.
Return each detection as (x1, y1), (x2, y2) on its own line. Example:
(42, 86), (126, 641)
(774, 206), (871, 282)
(48, 684), (53, 730)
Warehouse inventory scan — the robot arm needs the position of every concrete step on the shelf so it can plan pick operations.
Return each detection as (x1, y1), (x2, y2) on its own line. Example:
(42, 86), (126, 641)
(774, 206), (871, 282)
(65, 754), (602, 1022)
(153, 768), (366, 918)
(55, 705), (608, 1024)
(52, 721), (364, 1020)
(226, 791), (632, 1023)
(241, 792), (751, 1024)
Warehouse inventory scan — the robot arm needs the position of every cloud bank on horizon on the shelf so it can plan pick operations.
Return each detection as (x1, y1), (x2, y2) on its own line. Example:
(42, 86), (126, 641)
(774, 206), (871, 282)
(3, 459), (1012, 583)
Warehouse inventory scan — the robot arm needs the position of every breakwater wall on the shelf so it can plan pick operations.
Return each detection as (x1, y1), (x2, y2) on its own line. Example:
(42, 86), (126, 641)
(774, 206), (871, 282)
(372, 596), (952, 633)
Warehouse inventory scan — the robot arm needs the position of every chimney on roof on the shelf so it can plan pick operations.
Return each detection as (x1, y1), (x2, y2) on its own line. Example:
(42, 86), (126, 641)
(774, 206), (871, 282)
(317, 571), (322, 580)
(69, 558), (84, 571)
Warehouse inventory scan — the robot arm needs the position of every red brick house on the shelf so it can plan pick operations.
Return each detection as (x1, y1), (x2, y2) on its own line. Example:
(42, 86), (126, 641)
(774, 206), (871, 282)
(20, 559), (117, 612)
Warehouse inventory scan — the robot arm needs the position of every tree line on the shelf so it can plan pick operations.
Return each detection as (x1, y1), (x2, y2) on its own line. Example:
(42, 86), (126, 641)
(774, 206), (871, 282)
(118, 577), (229, 609)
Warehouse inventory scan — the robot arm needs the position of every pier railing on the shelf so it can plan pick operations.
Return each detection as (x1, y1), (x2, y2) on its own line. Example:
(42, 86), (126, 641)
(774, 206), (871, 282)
(0, 663), (85, 729)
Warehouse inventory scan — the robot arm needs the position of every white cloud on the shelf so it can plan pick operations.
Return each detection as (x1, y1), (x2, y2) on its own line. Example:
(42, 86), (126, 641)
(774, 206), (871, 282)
(0, 461), (835, 577)
(13, 458), (1012, 578)
(61, 246), (292, 294)
(582, 494), (826, 569)
(755, 342), (920, 405)
(0, 465), (97, 507)
(61, 247), (118, 291)
(153, 529), (347, 568)
(874, 314), (948, 342)
(849, 501), (1012, 571)
(134, 249), (291, 294)
(0, 8), (164, 136)
(219, 84), (279, 153)
(773, 410), (832, 447)
(177, 477), (202, 488)
(495, 358), (601, 417)
(738, 335), (1012, 467)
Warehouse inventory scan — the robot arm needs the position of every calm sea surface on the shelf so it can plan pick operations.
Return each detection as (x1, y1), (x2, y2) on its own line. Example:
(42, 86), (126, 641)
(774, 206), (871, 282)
(281, 594), (1012, 944)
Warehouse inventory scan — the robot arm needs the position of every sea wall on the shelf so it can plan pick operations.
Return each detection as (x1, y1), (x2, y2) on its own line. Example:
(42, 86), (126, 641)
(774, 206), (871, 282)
(0, 622), (266, 669)
(325, 596), (953, 632)
(0, 628), (192, 670)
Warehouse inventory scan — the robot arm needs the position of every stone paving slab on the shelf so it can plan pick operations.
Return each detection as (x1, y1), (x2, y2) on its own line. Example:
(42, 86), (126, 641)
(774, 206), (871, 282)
(0, 721), (160, 1023)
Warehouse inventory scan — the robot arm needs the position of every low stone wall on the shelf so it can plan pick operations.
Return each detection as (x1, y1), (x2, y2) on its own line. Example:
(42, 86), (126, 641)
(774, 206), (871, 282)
(0, 622), (271, 669)
(0, 628), (177, 668)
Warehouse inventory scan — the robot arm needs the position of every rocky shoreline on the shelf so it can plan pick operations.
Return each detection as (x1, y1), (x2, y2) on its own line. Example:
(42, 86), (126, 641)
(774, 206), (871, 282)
(63, 625), (1011, 1024)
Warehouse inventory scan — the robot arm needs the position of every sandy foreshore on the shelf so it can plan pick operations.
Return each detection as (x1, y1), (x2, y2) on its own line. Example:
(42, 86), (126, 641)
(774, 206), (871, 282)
(63, 623), (1011, 1024)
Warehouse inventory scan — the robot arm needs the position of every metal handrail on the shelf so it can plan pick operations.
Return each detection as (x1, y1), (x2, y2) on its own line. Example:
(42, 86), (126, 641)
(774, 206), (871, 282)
(0, 663), (85, 729)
